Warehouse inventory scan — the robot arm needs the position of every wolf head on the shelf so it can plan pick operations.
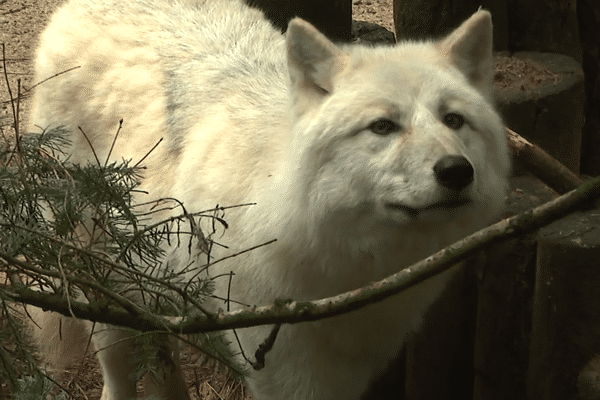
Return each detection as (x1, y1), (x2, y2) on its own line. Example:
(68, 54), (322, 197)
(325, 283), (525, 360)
(282, 11), (509, 241)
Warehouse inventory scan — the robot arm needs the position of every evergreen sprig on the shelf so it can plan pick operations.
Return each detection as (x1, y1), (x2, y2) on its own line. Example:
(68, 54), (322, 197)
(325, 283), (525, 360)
(0, 125), (246, 394)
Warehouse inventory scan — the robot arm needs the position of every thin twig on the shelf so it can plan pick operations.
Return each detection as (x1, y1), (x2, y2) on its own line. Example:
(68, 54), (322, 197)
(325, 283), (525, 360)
(1, 44), (20, 152)
(27, 65), (80, 93)
(0, 250), (145, 317)
(78, 126), (101, 166)
(104, 119), (123, 167)
(133, 137), (163, 169)
(2, 221), (220, 318)
(506, 127), (584, 194)
(15, 78), (20, 140)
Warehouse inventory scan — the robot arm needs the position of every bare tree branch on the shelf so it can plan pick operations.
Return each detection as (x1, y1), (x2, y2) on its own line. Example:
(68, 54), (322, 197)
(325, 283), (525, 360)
(5, 171), (600, 334)
(506, 127), (584, 194)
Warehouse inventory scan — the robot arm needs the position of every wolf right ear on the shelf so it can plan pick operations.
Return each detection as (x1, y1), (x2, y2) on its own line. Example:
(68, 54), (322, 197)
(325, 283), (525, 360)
(438, 10), (494, 98)
(286, 18), (348, 111)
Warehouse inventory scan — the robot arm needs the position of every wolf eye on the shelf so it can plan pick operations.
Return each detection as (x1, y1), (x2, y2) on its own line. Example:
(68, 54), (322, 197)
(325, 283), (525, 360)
(369, 118), (400, 135)
(443, 113), (465, 130)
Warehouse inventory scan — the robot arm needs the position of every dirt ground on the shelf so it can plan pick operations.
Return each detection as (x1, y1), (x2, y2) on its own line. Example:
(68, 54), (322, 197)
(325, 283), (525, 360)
(353, 0), (394, 32)
(0, 1), (394, 399)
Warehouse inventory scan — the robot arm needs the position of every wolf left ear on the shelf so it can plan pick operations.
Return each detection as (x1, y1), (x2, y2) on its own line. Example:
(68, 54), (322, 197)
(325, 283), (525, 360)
(439, 10), (494, 97)
(286, 18), (348, 109)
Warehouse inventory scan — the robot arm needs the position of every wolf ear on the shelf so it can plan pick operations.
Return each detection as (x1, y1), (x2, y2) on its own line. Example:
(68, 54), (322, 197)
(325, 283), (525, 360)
(438, 10), (494, 96)
(286, 18), (348, 109)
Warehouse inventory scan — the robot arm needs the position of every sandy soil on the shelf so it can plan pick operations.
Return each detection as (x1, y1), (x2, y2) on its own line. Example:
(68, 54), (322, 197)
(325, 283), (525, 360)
(353, 0), (394, 32)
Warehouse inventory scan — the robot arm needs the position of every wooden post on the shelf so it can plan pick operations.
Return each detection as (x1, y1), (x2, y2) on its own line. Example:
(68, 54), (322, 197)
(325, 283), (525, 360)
(404, 263), (479, 400)
(528, 210), (600, 400)
(472, 174), (556, 400)
(495, 52), (585, 174)
(393, 0), (508, 50)
(244, 0), (352, 41)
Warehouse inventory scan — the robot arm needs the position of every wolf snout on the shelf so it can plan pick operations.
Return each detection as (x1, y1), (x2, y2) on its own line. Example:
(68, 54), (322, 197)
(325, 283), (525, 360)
(433, 155), (474, 191)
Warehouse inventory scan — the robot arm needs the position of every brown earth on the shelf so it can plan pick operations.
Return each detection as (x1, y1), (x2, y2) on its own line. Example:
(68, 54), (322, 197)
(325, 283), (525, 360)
(353, 0), (394, 32)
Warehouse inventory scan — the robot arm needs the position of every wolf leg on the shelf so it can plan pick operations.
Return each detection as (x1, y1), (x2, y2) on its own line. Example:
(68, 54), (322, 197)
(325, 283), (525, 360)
(142, 334), (190, 400)
(94, 326), (138, 400)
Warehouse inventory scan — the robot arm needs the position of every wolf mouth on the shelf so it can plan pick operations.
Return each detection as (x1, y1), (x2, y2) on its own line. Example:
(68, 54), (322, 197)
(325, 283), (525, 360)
(385, 199), (472, 218)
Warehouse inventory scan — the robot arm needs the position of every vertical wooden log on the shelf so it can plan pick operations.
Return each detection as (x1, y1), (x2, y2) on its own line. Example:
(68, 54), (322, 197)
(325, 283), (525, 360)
(473, 175), (556, 400)
(393, 0), (509, 50)
(505, 0), (582, 63)
(244, 0), (352, 41)
(578, 0), (600, 176)
(472, 237), (536, 400)
(495, 52), (585, 174)
(362, 259), (480, 400)
(362, 349), (406, 400)
(528, 210), (600, 400)
(404, 259), (480, 400)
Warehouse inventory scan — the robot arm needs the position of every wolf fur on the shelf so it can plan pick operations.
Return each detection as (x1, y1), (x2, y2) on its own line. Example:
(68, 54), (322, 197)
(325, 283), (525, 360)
(27, 0), (510, 399)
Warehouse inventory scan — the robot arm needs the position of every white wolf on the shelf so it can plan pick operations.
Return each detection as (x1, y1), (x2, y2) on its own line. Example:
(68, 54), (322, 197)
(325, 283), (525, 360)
(27, 0), (509, 399)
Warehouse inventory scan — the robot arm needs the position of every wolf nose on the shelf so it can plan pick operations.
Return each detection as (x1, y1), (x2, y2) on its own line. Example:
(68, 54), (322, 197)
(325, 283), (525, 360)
(433, 155), (474, 190)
